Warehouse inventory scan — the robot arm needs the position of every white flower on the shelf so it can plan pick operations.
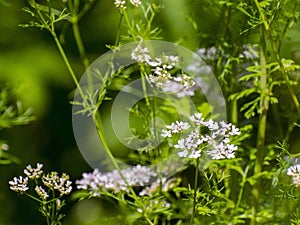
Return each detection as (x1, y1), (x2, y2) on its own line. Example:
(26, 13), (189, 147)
(162, 80), (195, 97)
(76, 169), (105, 191)
(54, 174), (72, 195)
(162, 114), (241, 160)
(287, 164), (300, 176)
(43, 172), (72, 195)
(161, 129), (172, 138)
(204, 119), (219, 131)
(229, 125), (241, 136)
(207, 142), (237, 160)
(123, 165), (156, 186)
(43, 172), (59, 188)
(76, 165), (156, 195)
(114, 0), (126, 8)
(24, 163), (43, 179)
(190, 113), (204, 125)
(166, 121), (190, 133)
(130, 0), (141, 7)
(189, 150), (202, 158)
(287, 164), (300, 187)
(178, 149), (189, 158)
(35, 186), (49, 200)
(9, 176), (29, 194)
(131, 45), (151, 63)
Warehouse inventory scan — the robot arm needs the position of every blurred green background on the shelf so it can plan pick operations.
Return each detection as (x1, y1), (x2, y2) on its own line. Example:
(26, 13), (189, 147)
(0, 0), (300, 224)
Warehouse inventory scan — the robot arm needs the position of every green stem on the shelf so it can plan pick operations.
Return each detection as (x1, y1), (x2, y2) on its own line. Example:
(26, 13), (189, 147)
(115, 13), (123, 46)
(51, 29), (85, 100)
(72, 19), (90, 71)
(190, 158), (200, 225)
(254, 0), (300, 115)
(93, 111), (138, 199)
(122, 8), (138, 41)
(234, 166), (249, 215)
(145, 216), (155, 225)
(251, 25), (269, 225)
(268, 35), (300, 114)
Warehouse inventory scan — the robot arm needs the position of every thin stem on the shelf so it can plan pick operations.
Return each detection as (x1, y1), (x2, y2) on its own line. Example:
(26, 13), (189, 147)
(122, 8), (138, 41)
(234, 166), (249, 214)
(254, 0), (300, 114)
(93, 111), (138, 199)
(115, 13), (123, 46)
(50, 29), (85, 100)
(268, 34), (300, 114)
(145, 216), (155, 225)
(51, 190), (56, 224)
(251, 25), (269, 225)
(189, 157), (200, 225)
(72, 19), (90, 71)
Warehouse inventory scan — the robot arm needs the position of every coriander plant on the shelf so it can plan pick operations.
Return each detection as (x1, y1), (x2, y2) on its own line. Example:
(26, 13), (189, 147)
(6, 0), (300, 224)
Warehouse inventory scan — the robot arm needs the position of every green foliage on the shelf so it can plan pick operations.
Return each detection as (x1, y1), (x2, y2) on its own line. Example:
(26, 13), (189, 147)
(3, 0), (300, 225)
(0, 89), (34, 129)
(0, 89), (34, 165)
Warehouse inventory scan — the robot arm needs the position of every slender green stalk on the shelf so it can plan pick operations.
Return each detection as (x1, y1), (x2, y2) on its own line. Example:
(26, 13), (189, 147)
(115, 14), (124, 46)
(251, 25), (269, 225)
(32, 0), (86, 102)
(72, 19), (90, 71)
(268, 35), (300, 114)
(122, 8), (138, 42)
(254, 0), (300, 115)
(234, 166), (249, 215)
(94, 112), (156, 224)
(145, 216), (155, 225)
(93, 111), (138, 199)
(190, 158), (200, 225)
(51, 30), (85, 100)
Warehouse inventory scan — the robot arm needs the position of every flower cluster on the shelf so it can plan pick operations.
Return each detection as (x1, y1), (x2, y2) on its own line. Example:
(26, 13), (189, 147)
(162, 113), (241, 160)
(9, 163), (72, 198)
(131, 45), (196, 97)
(76, 164), (157, 195)
(196, 44), (258, 62)
(114, 0), (141, 9)
(287, 164), (300, 187)
(9, 176), (29, 194)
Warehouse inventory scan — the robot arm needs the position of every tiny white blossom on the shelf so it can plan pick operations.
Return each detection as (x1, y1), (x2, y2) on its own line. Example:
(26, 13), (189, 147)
(114, 0), (126, 8)
(130, 0), (141, 7)
(287, 164), (300, 176)
(35, 186), (49, 200)
(189, 150), (202, 158)
(9, 176), (29, 194)
(287, 164), (300, 187)
(76, 165), (156, 195)
(161, 129), (172, 138)
(162, 80), (195, 97)
(54, 174), (72, 195)
(43, 172), (59, 188)
(162, 114), (241, 160)
(43, 172), (72, 195)
(204, 119), (219, 131)
(76, 169), (105, 192)
(229, 125), (241, 136)
(178, 149), (189, 158)
(162, 55), (178, 69)
(131, 45), (151, 63)
(166, 121), (190, 133)
(190, 113), (204, 125)
(24, 163), (43, 179)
